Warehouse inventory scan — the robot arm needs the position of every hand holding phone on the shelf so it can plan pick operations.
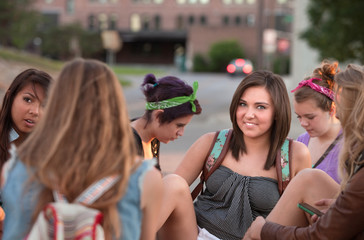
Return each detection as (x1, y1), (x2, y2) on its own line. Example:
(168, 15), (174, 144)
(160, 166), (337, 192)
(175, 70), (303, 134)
(298, 202), (324, 217)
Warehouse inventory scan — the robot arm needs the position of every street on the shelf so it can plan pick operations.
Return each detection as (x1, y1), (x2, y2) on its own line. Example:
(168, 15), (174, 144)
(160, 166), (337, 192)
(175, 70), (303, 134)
(123, 71), (302, 173)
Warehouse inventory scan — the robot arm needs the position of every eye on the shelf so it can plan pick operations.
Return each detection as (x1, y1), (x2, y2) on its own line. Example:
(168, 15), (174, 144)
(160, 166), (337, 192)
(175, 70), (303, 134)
(239, 101), (247, 107)
(296, 115), (302, 119)
(308, 116), (315, 120)
(257, 105), (266, 110)
(23, 97), (32, 103)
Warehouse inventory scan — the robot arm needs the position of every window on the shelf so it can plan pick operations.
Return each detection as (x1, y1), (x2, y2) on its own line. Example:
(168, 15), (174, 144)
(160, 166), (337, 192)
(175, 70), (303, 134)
(222, 0), (232, 4)
(98, 13), (108, 30)
(200, 15), (207, 25)
(200, 0), (209, 4)
(235, 15), (241, 25)
(110, 14), (118, 30)
(176, 0), (186, 4)
(142, 15), (151, 30)
(66, 0), (74, 14)
(222, 15), (229, 25)
(246, 14), (255, 26)
(88, 14), (96, 30)
(45, 0), (54, 3)
(155, 15), (161, 30)
(130, 14), (141, 32)
(176, 15), (184, 29)
(154, 0), (164, 4)
(188, 15), (195, 25)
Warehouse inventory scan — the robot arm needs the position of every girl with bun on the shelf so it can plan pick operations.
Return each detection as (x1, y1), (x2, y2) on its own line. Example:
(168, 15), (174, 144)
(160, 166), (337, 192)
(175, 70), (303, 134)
(292, 61), (342, 183)
(131, 74), (202, 171)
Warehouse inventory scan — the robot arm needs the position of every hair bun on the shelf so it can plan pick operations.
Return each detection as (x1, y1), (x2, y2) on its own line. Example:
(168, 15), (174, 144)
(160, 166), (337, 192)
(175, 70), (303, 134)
(143, 73), (157, 86)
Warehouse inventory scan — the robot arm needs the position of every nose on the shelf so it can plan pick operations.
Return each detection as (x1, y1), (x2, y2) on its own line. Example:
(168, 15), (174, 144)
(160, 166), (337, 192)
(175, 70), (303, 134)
(299, 118), (308, 127)
(245, 108), (255, 119)
(29, 103), (40, 117)
(177, 127), (185, 137)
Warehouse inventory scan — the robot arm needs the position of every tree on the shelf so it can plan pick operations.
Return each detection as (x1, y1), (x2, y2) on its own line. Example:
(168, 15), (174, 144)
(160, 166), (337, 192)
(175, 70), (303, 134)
(208, 40), (245, 72)
(40, 23), (103, 60)
(0, 0), (41, 49)
(301, 0), (364, 63)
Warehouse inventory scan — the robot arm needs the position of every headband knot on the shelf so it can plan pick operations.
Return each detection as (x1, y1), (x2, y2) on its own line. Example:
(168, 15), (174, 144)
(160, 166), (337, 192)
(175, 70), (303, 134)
(291, 78), (334, 101)
(146, 81), (199, 112)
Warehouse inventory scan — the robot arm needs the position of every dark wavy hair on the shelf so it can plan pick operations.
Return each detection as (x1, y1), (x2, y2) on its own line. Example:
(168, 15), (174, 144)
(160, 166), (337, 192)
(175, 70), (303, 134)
(141, 73), (202, 124)
(229, 70), (291, 170)
(0, 69), (53, 170)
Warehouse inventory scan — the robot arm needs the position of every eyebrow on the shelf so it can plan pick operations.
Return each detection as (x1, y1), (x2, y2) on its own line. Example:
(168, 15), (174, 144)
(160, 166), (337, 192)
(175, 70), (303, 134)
(295, 112), (315, 117)
(240, 99), (270, 105)
(23, 92), (37, 99)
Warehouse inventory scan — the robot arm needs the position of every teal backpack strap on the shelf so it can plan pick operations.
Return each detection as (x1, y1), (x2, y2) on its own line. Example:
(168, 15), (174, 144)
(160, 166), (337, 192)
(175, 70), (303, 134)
(276, 138), (293, 195)
(191, 129), (233, 200)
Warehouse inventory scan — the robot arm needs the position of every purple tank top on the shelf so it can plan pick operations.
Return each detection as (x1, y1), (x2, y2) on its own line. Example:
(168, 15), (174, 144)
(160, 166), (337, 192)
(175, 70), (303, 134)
(297, 131), (342, 183)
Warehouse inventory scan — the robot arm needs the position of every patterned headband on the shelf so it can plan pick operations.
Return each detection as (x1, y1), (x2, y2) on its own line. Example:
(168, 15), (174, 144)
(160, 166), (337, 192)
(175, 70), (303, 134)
(146, 81), (199, 112)
(291, 78), (334, 101)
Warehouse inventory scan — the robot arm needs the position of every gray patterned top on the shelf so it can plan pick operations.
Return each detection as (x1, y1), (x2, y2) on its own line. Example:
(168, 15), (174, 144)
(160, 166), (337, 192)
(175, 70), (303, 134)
(194, 165), (280, 240)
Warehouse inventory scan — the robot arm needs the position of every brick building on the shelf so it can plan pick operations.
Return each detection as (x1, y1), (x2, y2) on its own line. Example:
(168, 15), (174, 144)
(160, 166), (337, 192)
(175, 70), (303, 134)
(32, 0), (293, 67)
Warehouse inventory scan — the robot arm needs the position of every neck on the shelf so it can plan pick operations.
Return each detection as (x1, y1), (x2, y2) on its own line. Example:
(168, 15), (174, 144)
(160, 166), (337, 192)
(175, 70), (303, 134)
(318, 117), (341, 142)
(131, 118), (155, 143)
(243, 134), (271, 153)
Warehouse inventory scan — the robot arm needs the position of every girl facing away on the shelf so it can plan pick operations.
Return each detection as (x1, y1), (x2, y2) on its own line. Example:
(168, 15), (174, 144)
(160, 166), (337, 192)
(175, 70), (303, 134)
(0, 69), (53, 172)
(243, 64), (364, 240)
(292, 61), (342, 183)
(1, 59), (163, 240)
(157, 70), (311, 240)
(131, 73), (202, 171)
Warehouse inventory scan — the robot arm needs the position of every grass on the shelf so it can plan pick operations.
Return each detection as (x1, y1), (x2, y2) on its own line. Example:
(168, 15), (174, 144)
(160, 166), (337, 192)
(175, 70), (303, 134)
(0, 47), (166, 86)
(0, 47), (63, 71)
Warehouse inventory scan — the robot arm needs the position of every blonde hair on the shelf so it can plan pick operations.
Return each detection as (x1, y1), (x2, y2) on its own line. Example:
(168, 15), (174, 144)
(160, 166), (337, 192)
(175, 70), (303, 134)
(334, 64), (364, 191)
(18, 58), (137, 239)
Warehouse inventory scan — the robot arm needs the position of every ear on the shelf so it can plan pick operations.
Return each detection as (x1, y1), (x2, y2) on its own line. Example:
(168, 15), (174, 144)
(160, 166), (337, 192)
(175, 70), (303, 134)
(152, 109), (164, 123)
(329, 102), (336, 117)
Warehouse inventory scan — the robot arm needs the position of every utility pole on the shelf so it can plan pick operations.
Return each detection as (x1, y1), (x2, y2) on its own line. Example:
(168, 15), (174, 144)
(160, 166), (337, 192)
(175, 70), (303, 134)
(256, 0), (264, 70)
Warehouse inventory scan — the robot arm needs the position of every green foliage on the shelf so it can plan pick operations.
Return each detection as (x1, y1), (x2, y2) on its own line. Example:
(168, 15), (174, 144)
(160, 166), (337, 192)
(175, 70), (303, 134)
(192, 54), (210, 72)
(40, 23), (103, 60)
(273, 55), (290, 75)
(208, 40), (244, 72)
(0, 47), (63, 71)
(301, 0), (364, 63)
(0, 0), (41, 48)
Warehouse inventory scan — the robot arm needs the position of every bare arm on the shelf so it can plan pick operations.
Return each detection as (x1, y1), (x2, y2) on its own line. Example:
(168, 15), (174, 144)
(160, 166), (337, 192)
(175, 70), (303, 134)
(174, 132), (216, 186)
(140, 167), (164, 240)
(290, 140), (312, 178)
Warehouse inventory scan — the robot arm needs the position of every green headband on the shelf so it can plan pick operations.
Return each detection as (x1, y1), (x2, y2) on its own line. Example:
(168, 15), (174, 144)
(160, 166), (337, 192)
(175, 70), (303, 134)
(145, 81), (199, 112)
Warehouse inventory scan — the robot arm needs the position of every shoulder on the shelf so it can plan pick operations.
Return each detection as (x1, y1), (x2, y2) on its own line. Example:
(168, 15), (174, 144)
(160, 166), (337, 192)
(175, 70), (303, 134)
(296, 132), (309, 143)
(290, 140), (312, 175)
(191, 131), (219, 149)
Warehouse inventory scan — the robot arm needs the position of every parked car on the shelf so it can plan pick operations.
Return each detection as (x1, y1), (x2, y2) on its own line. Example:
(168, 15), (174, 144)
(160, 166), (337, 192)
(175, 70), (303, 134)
(226, 58), (253, 76)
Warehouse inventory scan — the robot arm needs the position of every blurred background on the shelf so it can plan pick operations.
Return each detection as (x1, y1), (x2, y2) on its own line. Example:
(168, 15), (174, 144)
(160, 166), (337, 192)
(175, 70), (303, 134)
(1, 0), (363, 172)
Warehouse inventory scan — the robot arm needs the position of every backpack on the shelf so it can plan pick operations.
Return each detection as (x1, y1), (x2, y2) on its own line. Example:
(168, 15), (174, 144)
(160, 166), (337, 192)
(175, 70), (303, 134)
(25, 175), (120, 240)
(191, 129), (292, 200)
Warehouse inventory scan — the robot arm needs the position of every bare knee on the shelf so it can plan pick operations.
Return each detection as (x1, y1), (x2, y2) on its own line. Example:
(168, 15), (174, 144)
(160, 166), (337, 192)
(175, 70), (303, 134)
(295, 168), (335, 187)
(163, 174), (191, 199)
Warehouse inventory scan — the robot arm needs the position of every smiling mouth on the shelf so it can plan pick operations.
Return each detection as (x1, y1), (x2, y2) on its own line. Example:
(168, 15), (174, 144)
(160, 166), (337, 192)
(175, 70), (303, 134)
(25, 119), (36, 125)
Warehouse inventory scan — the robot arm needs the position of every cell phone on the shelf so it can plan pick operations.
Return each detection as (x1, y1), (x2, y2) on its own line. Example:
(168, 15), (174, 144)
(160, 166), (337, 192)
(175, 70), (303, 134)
(297, 202), (324, 217)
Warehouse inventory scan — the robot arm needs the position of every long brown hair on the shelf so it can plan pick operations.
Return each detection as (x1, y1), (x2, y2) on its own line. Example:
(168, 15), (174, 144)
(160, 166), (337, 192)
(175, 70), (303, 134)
(18, 58), (137, 239)
(229, 70), (291, 169)
(334, 64), (364, 191)
(0, 69), (52, 171)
